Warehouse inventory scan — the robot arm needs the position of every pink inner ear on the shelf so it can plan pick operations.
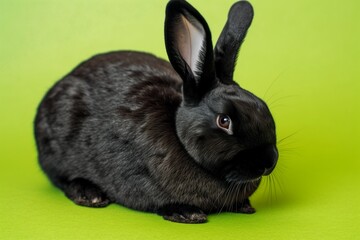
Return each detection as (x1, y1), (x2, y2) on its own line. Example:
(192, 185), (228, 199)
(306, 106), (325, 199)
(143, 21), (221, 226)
(175, 14), (205, 78)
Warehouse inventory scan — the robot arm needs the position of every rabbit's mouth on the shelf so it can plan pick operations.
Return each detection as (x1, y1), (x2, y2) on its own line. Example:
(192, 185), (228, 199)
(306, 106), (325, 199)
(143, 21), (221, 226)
(224, 172), (262, 184)
(218, 144), (278, 184)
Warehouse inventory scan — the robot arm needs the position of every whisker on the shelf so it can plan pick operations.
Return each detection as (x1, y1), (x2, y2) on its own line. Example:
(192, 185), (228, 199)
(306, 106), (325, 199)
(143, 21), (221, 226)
(272, 172), (284, 195)
(279, 147), (298, 152)
(228, 183), (238, 212)
(267, 103), (288, 110)
(230, 183), (239, 212)
(210, 181), (230, 213)
(268, 95), (296, 107)
(265, 176), (270, 202)
(277, 132), (298, 144)
(226, 184), (234, 213)
(263, 71), (286, 100)
(236, 183), (243, 212)
(271, 175), (279, 202)
(278, 140), (299, 147)
(279, 151), (301, 159)
(216, 185), (230, 214)
(269, 175), (276, 202)
(265, 91), (281, 104)
(265, 175), (277, 203)
(218, 183), (234, 214)
(228, 183), (239, 212)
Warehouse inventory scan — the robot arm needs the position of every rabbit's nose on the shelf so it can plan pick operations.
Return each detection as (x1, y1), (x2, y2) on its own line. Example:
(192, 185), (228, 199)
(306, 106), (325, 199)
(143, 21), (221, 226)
(263, 145), (278, 176)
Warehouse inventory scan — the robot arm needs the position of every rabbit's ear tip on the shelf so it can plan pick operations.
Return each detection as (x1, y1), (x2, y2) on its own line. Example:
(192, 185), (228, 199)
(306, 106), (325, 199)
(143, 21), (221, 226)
(235, 0), (253, 6)
(214, 0), (254, 84)
(230, 1), (254, 16)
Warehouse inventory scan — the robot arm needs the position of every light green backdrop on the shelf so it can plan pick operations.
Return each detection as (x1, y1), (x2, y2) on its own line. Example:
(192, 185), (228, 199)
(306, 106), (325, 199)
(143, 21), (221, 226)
(0, 0), (359, 239)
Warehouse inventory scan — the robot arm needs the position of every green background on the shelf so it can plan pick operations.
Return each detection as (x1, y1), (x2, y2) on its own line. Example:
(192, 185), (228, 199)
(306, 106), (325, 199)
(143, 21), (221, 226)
(1, 0), (359, 239)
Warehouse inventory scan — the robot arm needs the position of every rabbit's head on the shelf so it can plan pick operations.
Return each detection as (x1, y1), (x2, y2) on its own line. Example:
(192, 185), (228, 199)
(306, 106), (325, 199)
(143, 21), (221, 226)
(165, 0), (278, 183)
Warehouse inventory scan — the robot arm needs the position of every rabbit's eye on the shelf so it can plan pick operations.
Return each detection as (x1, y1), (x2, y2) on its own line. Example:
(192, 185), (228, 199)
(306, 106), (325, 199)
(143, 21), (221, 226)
(216, 114), (233, 135)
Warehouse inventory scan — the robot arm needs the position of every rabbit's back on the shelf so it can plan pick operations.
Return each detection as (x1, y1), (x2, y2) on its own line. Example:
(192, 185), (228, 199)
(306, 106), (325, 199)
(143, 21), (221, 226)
(35, 51), (184, 210)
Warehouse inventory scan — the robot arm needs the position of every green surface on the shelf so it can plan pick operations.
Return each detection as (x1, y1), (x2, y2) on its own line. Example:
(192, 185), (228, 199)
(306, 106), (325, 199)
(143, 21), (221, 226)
(1, 0), (359, 239)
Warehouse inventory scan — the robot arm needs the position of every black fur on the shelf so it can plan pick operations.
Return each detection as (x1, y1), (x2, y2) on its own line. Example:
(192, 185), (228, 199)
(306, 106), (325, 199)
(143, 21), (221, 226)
(63, 178), (111, 208)
(35, 0), (278, 224)
(215, 1), (254, 84)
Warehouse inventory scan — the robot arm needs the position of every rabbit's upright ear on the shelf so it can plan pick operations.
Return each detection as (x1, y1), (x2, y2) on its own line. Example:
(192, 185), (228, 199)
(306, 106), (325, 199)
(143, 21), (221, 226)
(165, 0), (216, 104)
(214, 1), (254, 85)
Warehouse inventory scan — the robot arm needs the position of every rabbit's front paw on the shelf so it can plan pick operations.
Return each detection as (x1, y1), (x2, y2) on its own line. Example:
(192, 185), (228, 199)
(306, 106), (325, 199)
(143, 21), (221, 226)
(230, 198), (256, 214)
(157, 204), (207, 223)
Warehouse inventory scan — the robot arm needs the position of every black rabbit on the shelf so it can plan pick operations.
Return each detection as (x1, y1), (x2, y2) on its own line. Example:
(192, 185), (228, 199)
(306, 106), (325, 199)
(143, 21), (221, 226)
(34, 0), (278, 223)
